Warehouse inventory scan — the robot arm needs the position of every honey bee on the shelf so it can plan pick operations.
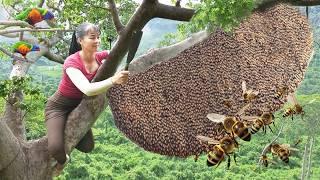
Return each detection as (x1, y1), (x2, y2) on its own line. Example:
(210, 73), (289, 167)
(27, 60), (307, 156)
(282, 107), (296, 120)
(207, 104), (251, 142)
(242, 112), (275, 134)
(283, 93), (316, 120)
(196, 135), (238, 169)
(270, 143), (299, 164)
(274, 87), (288, 99)
(242, 81), (259, 102)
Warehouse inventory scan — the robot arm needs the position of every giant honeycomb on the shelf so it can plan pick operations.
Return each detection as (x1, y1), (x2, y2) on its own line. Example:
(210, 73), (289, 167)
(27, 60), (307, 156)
(107, 4), (313, 157)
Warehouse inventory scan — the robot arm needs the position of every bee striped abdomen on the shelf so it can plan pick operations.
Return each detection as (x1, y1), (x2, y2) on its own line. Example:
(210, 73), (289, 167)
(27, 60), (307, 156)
(283, 108), (295, 117)
(232, 122), (251, 141)
(207, 146), (225, 167)
(251, 119), (264, 134)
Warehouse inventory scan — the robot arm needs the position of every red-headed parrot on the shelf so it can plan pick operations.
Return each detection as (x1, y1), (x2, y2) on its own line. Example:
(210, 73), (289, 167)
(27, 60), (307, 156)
(12, 41), (40, 59)
(15, 8), (55, 26)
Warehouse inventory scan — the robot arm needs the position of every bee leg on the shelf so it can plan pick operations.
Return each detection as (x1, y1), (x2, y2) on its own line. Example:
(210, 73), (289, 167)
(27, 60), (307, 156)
(233, 153), (237, 165)
(268, 125), (274, 133)
(263, 126), (266, 134)
(226, 154), (231, 170)
(194, 154), (199, 162)
(234, 139), (239, 148)
(264, 160), (268, 167)
(291, 115), (294, 121)
(231, 133), (239, 147)
(215, 159), (223, 169)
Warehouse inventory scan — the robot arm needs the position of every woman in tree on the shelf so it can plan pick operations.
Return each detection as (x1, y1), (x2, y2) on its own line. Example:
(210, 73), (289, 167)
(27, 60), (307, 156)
(45, 22), (129, 176)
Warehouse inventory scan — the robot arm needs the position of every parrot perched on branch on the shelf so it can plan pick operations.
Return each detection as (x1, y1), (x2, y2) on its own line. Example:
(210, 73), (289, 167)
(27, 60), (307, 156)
(15, 7), (55, 26)
(12, 41), (40, 59)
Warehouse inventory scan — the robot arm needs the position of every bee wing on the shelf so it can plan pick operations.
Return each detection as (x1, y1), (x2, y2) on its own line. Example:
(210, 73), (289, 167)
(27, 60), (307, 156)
(241, 115), (260, 121)
(236, 103), (251, 115)
(196, 135), (219, 145)
(207, 113), (225, 123)
(287, 93), (298, 105)
(242, 81), (247, 93)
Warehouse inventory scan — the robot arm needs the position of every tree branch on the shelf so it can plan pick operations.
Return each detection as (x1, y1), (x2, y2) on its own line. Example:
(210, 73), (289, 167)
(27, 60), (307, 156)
(65, 94), (107, 153)
(44, 31), (64, 47)
(154, 3), (195, 21)
(306, 137), (314, 178)
(108, 0), (124, 33)
(43, 51), (65, 64)
(0, 120), (22, 171)
(93, 0), (157, 82)
(0, 33), (19, 38)
(0, 21), (34, 29)
(129, 30), (210, 73)
(0, 28), (73, 35)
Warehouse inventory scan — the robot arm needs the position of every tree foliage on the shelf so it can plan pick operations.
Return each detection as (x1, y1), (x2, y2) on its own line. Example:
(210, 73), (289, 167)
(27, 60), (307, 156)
(160, 0), (254, 46)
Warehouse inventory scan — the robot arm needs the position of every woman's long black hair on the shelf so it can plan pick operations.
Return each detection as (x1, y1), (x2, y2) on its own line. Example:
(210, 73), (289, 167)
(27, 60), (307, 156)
(68, 31), (82, 56)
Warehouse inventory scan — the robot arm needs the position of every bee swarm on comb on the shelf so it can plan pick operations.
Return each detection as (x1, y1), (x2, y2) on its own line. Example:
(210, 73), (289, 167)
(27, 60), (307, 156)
(107, 4), (313, 157)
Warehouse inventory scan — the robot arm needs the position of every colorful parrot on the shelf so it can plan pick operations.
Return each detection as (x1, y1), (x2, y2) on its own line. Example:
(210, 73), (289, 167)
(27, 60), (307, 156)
(15, 8), (55, 26)
(12, 41), (40, 59)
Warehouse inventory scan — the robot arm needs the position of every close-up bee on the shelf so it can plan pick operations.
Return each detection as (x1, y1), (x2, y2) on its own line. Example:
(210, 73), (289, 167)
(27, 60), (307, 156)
(242, 81), (259, 102)
(282, 93), (316, 120)
(196, 135), (238, 169)
(207, 104), (252, 142)
(274, 87), (288, 99)
(270, 143), (299, 164)
(242, 112), (275, 134)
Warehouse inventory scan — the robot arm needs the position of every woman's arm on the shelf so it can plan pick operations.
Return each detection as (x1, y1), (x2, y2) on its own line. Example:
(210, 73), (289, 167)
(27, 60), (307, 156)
(66, 67), (129, 96)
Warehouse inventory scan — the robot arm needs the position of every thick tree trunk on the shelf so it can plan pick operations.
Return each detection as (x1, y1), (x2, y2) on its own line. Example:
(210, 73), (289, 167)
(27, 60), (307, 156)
(4, 52), (46, 139)
(0, 48), (54, 179)
(0, 120), (26, 179)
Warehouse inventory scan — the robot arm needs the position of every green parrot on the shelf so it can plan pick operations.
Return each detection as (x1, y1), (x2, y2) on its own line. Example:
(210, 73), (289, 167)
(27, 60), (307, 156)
(15, 7), (55, 26)
(12, 41), (40, 59)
